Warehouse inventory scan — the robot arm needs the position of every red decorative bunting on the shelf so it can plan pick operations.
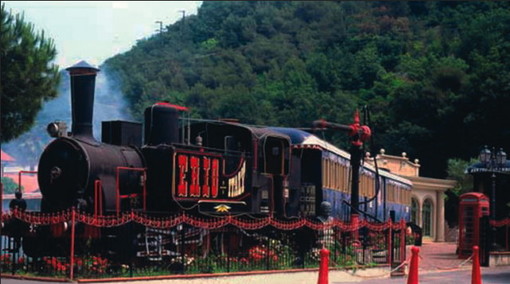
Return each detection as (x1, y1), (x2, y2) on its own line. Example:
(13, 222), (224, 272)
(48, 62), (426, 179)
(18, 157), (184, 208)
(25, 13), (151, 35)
(1, 209), (440, 232)
(490, 218), (510, 227)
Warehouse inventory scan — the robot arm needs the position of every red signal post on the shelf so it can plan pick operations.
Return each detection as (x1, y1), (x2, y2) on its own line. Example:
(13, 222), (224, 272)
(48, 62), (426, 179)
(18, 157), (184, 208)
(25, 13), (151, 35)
(313, 110), (372, 226)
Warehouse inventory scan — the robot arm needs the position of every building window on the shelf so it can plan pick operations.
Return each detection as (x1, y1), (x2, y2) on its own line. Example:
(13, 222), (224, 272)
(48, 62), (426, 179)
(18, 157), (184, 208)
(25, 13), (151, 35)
(423, 199), (433, 237)
(411, 198), (418, 224)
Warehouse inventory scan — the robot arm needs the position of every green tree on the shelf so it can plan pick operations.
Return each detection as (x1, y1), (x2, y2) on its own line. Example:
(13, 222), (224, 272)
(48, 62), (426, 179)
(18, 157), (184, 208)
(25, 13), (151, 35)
(1, 177), (23, 194)
(444, 157), (477, 227)
(0, 3), (60, 142)
(102, 1), (510, 179)
(446, 158), (478, 196)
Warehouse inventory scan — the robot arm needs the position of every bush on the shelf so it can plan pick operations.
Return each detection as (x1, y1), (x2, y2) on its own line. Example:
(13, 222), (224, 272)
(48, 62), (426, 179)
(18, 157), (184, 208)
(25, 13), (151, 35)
(1, 177), (23, 194)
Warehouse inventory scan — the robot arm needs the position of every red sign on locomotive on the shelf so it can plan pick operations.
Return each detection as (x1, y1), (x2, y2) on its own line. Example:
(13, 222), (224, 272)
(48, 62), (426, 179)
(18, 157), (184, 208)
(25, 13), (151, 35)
(176, 153), (220, 198)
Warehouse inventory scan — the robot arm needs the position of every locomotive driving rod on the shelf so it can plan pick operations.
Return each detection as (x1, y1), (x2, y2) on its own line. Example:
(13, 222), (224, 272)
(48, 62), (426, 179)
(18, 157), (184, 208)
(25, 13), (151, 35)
(312, 110), (372, 220)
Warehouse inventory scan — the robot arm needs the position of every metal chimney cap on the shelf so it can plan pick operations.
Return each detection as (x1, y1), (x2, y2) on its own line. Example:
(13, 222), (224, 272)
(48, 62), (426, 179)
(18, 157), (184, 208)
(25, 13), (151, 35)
(66, 60), (100, 72)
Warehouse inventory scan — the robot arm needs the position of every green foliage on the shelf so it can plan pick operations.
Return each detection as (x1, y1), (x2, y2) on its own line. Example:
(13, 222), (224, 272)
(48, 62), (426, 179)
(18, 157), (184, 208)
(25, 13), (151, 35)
(1, 177), (23, 194)
(0, 3), (60, 142)
(104, 1), (510, 178)
(446, 158), (478, 195)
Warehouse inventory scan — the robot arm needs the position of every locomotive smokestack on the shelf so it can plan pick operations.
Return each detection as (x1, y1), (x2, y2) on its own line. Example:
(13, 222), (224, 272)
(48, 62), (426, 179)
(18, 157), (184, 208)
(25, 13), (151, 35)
(66, 61), (100, 138)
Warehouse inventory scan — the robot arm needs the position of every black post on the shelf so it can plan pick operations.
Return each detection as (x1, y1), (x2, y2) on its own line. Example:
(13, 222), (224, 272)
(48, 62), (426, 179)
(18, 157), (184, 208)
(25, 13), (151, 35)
(301, 234), (306, 269)
(11, 237), (15, 275)
(227, 233), (230, 273)
(130, 222), (134, 277)
(266, 235), (270, 270)
(181, 226), (185, 273)
(390, 210), (396, 267)
(490, 173), (498, 251)
(334, 228), (338, 264)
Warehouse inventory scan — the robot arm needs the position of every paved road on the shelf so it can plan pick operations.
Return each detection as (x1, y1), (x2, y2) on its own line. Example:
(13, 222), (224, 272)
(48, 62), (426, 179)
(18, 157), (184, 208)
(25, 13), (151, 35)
(3, 266), (510, 284)
(335, 266), (510, 283)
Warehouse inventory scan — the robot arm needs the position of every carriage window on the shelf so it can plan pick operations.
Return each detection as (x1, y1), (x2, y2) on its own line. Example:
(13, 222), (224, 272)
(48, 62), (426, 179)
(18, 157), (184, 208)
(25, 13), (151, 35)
(324, 159), (329, 188)
(339, 165), (343, 192)
(343, 165), (348, 192)
(263, 137), (285, 175)
(322, 159), (327, 187)
(333, 162), (336, 190)
(345, 165), (350, 193)
(328, 161), (332, 189)
(388, 184), (395, 202)
(224, 136), (242, 174)
(360, 175), (365, 196)
(336, 162), (340, 191)
(369, 176), (375, 197)
(328, 160), (332, 188)
(224, 136), (239, 152)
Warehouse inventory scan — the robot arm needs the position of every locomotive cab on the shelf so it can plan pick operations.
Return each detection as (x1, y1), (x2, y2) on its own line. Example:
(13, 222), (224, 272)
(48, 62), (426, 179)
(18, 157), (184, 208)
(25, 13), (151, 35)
(142, 105), (291, 217)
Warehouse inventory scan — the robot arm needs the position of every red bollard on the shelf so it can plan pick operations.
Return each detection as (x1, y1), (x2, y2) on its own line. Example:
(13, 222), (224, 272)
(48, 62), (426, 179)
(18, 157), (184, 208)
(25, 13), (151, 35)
(472, 246), (481, 284)
(317, 248), (330, 284)
(407, 246), (420, 284)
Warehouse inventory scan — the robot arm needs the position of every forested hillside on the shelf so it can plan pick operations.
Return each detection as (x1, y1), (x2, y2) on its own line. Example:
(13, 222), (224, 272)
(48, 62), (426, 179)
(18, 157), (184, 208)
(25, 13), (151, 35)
(104, 1), (510, 178)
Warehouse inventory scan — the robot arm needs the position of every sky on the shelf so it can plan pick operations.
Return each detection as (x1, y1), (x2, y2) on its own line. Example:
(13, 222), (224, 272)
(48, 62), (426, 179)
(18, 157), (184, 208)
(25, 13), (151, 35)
(3, 1), (201, 68)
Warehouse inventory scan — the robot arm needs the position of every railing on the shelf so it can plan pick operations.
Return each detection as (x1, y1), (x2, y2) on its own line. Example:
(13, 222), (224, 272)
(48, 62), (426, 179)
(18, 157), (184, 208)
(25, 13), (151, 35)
(490, 218), (510, 251)
(0, 209), (407, 280)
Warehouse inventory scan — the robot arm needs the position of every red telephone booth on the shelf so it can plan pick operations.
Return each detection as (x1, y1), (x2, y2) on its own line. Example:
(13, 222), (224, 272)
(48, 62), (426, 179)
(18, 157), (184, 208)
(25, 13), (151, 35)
(458, 192), (490, 258)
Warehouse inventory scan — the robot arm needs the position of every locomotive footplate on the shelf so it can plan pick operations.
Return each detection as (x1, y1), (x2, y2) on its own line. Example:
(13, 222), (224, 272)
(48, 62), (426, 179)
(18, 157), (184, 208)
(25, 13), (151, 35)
(198, 200), (247, 215)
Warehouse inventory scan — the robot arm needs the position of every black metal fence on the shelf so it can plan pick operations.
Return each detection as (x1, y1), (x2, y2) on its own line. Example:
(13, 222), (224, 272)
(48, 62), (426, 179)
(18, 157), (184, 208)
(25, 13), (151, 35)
(490, 218), (510, 251)
(1, 210), (407, 280)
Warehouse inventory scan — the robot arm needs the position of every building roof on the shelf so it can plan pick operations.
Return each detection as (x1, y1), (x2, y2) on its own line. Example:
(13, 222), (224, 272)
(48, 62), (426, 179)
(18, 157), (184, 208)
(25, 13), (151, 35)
(1, 150), (15, 162)
(365, 149), (456, 192)
(3, 172), (40, 195)
(405, 176), (457, 192)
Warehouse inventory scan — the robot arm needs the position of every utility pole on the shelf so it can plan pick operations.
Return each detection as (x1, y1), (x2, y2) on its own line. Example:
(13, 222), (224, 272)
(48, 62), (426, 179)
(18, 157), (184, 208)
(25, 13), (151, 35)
(155, 21), (163, 35)
(179, 10), (186, 36)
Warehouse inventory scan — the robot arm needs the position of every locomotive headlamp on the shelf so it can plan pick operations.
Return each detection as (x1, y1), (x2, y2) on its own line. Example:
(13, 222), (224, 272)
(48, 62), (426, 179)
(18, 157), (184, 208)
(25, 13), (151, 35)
(47, 121), (68, 138)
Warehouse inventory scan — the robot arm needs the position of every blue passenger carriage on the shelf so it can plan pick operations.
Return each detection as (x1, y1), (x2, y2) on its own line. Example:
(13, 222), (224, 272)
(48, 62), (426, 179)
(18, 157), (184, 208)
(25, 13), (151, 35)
(269, 127), (412, 222)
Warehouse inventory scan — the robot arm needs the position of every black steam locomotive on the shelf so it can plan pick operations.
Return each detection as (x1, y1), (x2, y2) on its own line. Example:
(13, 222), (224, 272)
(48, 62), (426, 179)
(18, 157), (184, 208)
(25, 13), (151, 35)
(24, 61), (411, 257)
(38, 61), (290, 218)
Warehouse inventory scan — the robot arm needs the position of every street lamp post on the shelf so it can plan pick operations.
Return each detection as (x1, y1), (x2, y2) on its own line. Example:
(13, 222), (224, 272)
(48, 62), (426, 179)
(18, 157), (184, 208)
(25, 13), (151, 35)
(479, 145), (507, 251)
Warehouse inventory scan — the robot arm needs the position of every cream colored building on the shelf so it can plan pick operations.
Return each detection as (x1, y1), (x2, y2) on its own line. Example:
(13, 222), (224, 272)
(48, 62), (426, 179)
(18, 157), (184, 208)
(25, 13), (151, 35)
(366, 149), (457, 242)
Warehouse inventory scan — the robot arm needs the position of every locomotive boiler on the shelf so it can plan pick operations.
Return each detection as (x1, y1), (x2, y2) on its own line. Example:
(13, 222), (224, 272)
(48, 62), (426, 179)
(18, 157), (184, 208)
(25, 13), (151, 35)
(38, 62), (145, 214)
